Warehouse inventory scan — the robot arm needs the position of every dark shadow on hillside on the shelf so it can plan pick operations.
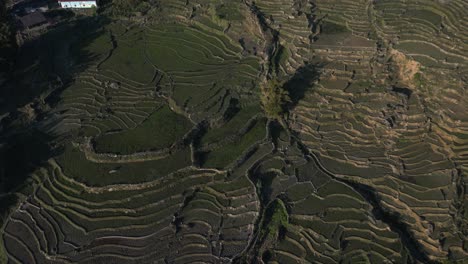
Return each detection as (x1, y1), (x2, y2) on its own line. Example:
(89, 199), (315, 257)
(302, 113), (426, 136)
(0, 15), (111, 114)
(0, 131), (62, 216)
(348, 181), (432, 263)
(0, 15), (112, 223)
(283, 62), (322, 108)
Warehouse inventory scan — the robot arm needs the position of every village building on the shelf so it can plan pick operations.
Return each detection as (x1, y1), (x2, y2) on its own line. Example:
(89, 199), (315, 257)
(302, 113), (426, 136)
(19, 11), (48, 29)
(58, 0), (97, 8)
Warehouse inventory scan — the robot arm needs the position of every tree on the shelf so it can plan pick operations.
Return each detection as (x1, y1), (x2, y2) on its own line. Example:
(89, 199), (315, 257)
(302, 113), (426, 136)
(0, 0), (16, 76)
(108, 0), (154, 16)
(0, 1), (11, 44)
(260, 78), (291, 119)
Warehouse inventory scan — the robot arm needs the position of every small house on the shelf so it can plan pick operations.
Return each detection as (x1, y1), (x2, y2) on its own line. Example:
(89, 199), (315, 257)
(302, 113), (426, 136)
(58, 0), (97, 8)
(19, 12), (47, 29)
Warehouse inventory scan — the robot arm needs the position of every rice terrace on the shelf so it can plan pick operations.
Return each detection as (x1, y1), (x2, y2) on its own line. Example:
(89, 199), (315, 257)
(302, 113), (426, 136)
(0, 0), (467, 263)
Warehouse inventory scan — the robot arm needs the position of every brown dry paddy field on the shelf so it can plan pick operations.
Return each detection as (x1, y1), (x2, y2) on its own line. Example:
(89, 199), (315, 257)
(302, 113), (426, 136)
(0, 0), (467, 263)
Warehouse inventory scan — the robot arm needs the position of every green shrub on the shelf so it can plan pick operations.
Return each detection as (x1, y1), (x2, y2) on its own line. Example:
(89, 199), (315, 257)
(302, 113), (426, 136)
(260, 78), (291, 119)
(261, 199), (289, 239)
(109, 0), (156, 16)
(321, 21), (349, 34)
(0, 1), (16, 73)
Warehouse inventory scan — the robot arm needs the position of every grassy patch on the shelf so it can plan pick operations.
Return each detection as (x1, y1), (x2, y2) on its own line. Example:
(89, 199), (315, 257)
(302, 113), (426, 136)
(404, 9), (441, 26)
(0, 2), (16, 74)
(202, 118), (266, 168)
(106, 0), (153, 17)
(321, 21), (350, 34)
(141, 23), (260, 118)
(215, 3), (245, 21)
(260, 199), (289, 239)
(69, 23), (112, 65)
(101, 33), (155, 83)
(396, 42), (447, 61)
(56, 144), (191, 186)
(201, 104), (261, 145)
(94, 105), (192, 154)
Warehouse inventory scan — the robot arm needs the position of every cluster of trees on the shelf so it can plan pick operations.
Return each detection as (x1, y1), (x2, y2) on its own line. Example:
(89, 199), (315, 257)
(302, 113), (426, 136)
(260, 78), (291, 120)
(0, 2), (10, 46)
(0, 1), (16, 76)
(107, 0), (158, 16)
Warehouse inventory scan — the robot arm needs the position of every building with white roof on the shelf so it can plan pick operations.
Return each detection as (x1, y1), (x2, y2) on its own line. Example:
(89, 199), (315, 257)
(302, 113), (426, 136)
(58, 0), (97, 8)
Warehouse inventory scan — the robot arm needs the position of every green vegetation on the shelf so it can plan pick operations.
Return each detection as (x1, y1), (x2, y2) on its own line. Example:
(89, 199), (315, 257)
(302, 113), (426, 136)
(404, 9), (442, 26)
(260, 78), (291, 119)
(203, 118), (266, 168)
(413, 72), (426, 88)
(215, 3), (244, 21)
(201, 104), (261, 145)
(94, 106), (192, 154)
(0, 1), (13, 49)
(274, 46), (289, 72)
(109, 0), (154, 16)
(261, 199), (289, 239)
(0, 239), (6, 264)
(70, 23), (112, 64)
(0, 131), (55, 193)
(56, 144), (191, 186)
(269, 44), (289, 75)
(321, 21), (349, 34)
(1, 0), (467, 262)
(101, 36), (156, 83)
(0, 0), (15, 74)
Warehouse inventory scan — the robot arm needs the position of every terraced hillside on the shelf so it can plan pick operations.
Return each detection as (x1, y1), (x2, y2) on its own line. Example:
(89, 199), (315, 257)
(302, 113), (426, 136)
(0, 0), (467, 263)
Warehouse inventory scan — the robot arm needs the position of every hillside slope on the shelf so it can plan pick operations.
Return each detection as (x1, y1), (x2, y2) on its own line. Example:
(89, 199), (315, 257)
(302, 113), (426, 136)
(0, 0), (466, 263)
